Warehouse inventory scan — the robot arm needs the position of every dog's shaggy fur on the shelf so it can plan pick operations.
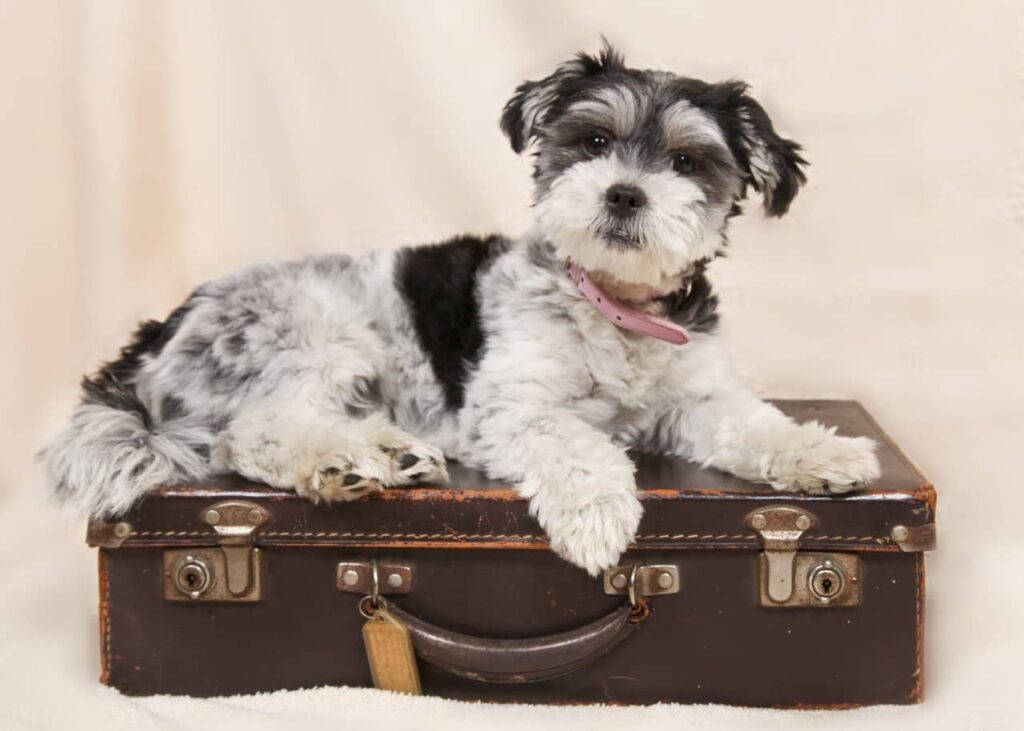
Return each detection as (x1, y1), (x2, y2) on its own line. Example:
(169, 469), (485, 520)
(40, 45), (879, 575)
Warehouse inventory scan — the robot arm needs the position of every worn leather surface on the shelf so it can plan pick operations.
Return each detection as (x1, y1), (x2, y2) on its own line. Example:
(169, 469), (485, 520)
(97, 400), (931, 705)
(103, 547), (923, 704)
(109, 401), (935, 553)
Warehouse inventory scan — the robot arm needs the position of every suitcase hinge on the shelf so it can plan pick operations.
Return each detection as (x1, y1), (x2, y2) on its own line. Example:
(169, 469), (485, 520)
(891, 523), (937, 552)
(163, 500), (269, 602)
(86, 520), (133, 548)
(747, 505), (860, 608)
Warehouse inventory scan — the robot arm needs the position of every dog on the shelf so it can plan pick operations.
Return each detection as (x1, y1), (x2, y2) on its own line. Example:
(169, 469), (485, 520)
(41, 44), (880, 575)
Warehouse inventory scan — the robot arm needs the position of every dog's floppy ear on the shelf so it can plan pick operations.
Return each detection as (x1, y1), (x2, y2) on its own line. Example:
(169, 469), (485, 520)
(715, 82), (808, 217)
(501, 42), (625, 154)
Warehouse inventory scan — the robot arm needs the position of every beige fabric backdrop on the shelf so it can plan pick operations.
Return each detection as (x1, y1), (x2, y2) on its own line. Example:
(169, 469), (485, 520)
(0, 1), (1022, 729)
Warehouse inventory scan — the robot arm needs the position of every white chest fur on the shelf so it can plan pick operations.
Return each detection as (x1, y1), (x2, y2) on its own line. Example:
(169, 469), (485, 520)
(573, 299), (676, 407)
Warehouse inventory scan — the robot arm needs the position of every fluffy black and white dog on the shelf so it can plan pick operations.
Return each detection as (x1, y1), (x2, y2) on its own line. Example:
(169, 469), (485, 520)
(42, 45), (879, 575)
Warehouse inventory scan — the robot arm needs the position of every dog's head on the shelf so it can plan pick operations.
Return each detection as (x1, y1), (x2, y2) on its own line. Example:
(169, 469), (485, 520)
(501, 43), (806, 294)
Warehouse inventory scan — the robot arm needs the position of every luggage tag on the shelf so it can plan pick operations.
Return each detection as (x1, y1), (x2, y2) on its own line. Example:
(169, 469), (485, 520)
(362, 603), (422, 695)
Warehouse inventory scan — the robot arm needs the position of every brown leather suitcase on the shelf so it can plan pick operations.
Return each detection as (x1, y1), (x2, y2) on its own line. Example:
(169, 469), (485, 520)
(87, 400), (936, 706)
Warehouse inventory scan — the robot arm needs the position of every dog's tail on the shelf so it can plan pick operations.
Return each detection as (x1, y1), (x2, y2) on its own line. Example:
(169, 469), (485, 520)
(39, 379), (212, 518)
(39, 323), (214, 518)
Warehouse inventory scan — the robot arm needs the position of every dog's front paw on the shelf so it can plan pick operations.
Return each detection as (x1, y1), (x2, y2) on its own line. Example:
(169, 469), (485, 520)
(524, 467), (642, 576)
(762, 422), (880, 494)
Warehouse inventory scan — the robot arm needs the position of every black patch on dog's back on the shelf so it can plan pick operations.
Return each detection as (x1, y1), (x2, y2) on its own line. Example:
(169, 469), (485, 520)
(395, 235), (509, 409)
(658, 268), (720, 334)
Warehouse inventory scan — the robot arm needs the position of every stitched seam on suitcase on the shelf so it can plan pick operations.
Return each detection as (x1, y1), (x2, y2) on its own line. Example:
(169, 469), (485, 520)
(913, 552), (924, 700)
(99, 551), (111, 685)
(125, 529), (890, 543)
(105, 565), (112, 682)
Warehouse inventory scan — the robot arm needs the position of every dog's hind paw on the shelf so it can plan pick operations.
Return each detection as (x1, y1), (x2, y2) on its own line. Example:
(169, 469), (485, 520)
(298, 451), (389, 503)
(294, 423), (448, 504)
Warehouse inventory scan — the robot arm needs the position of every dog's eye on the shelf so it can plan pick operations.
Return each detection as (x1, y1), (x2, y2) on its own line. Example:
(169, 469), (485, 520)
(583, 134), (610, 155)
(672, 153), (699, 175)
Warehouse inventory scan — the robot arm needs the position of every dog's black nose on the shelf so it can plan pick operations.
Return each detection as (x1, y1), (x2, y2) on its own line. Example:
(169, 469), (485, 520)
(605, 184), (647, 218)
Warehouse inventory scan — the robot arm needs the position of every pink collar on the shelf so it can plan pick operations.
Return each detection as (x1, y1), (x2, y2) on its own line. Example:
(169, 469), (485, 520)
(567, 261), (691, 345)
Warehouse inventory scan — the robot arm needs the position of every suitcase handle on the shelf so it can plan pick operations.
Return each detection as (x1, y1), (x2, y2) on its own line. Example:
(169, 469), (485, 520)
(380, 600), (649, 684)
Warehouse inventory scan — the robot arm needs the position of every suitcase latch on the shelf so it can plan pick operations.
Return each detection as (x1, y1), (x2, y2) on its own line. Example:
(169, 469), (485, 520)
(747, 505), (860, 608)
(163, 500), (269, 602)
(747, 505), (815, 603)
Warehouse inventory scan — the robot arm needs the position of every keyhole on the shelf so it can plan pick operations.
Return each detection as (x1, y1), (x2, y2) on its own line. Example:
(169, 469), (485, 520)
(809, 564), (843, 601)
(174, 557), (212, 598)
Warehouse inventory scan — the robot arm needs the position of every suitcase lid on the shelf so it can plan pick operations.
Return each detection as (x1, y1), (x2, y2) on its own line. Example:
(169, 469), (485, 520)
(87, 400), (936, 554)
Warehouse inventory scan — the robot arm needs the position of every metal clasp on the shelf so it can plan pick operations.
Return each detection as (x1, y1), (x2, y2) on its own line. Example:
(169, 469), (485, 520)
(163, 500), (269, 603)
(202, 501), (269, 596)
(747, 505), (861, 608)
(747, 505), (816, 603)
